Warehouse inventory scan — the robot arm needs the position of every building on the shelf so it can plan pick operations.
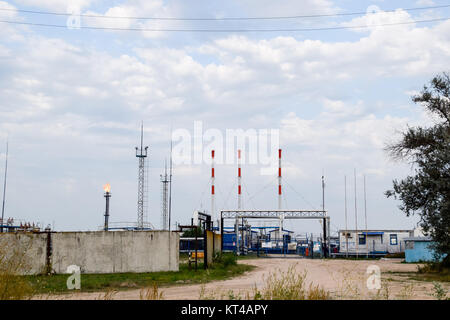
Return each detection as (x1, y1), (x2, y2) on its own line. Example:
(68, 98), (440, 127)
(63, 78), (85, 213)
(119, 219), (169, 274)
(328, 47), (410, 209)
(338, 229), (414, 256)
(404, 237), (439, 263)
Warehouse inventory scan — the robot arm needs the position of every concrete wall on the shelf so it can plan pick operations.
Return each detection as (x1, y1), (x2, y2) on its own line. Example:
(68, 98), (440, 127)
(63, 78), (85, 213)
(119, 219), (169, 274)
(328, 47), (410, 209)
(213, 233), (222, 254)
(0, 230), (179, 274)
(0, 232), (49, 275)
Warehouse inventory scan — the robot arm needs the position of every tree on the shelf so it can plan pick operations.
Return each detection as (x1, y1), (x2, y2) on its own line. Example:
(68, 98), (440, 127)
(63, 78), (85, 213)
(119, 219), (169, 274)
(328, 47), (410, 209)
(385, 72), (450, 266)
(182, 225), (204, 237)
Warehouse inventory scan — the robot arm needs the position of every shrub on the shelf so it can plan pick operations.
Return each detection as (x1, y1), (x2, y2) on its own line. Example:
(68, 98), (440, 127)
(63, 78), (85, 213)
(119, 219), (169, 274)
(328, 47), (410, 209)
(0, 236), (34, 300)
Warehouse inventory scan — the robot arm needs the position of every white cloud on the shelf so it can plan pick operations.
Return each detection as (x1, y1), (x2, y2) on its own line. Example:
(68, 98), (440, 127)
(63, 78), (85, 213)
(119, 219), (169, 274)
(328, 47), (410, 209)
(1, 5), (446, 230)
(14, 0), (95, 11)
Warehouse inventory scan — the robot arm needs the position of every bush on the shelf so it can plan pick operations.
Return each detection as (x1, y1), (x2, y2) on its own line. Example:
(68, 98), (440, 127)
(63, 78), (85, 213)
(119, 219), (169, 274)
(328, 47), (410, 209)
(254, 266), (330, 300)
(213, 252), (237, 268)
(0, 236), (34, 300)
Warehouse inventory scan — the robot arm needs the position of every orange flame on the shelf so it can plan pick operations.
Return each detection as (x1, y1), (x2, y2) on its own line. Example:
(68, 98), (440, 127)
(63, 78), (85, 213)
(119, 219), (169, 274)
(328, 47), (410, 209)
(103, 183), (111, 193)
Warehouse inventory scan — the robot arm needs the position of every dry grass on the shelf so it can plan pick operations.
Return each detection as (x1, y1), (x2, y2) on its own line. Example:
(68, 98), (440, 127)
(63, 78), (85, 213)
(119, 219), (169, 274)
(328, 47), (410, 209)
(0, 236), (34, 300)
(139, 283), (164, 300)
(198, 265), (330, 300)
(96, 288), (118, 300)
(255, 266), (330, 300)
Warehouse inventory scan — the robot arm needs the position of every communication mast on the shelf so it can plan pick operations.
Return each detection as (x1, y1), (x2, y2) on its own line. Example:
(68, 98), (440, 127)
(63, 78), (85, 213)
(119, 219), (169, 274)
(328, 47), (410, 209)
(135, 122), (148, 230)
(160, 160), (170, 230)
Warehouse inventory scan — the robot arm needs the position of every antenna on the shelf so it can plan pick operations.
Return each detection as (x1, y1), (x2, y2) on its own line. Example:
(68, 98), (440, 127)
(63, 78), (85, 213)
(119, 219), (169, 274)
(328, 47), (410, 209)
(160, 160), (170, 230)
(237, 149), (242, 209)
(344, 175), (348, 258)
(135, 122), (149, 230)
(322, 171), (325, 211)
(1, 139), (8, 233)
(354, 168), (358, 258)
(278, 149), (282, 210)
(364, 174), (368, 258)
(211, 149), (215, 226)
(168, 129), (173, 232)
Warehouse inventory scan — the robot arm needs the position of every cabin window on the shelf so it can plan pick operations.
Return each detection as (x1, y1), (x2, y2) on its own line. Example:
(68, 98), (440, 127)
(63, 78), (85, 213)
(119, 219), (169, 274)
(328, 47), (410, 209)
(390, 234), (398, 245)
(358, 234), (366, 245)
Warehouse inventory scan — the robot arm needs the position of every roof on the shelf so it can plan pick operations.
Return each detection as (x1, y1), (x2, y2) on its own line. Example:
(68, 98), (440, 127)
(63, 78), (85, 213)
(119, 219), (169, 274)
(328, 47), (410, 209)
(404, 237), (432, 242)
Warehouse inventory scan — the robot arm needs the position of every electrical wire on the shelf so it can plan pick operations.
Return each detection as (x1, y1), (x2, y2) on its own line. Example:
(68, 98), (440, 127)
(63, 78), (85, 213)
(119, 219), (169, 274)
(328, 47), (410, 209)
(284, 179), (318, 210)
(0, 17), (448, 32)
(247, 176), (277, 201)
(0, 4), (448, 21)
(242, 181), (257, 210)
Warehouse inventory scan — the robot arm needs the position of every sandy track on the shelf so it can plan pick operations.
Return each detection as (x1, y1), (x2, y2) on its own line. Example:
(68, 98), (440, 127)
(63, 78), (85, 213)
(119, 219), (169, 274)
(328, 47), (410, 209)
(41, 258), (446, 300)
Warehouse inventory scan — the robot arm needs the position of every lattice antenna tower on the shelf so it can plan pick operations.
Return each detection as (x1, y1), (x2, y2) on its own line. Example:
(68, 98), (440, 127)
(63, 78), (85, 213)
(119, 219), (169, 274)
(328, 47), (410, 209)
(160, 160), (170, 230)
(135, 122), (149, 230)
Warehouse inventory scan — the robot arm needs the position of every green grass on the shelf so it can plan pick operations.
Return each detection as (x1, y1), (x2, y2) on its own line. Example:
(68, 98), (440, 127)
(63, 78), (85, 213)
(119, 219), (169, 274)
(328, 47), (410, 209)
(25, 261), (254, 295)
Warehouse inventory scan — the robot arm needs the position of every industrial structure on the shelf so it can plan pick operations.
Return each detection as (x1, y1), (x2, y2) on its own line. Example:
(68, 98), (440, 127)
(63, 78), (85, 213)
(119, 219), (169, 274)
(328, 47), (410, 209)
(190, 148), (333, 257)
(103, 183), (111, 231)
(160, 161), (170, 230)
(220, 210), (330, 257)
(135, 122), (149, 230)
(1, 139), (8, 233)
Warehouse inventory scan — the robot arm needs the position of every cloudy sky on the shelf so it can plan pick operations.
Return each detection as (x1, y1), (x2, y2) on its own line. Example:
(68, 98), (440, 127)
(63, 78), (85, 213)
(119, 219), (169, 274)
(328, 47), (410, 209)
(0, 0), (449, 234)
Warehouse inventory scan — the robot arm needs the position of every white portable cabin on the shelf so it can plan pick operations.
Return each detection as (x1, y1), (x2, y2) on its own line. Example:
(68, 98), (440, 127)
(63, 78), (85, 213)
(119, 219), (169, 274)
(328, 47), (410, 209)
(339, 229), (414, 255)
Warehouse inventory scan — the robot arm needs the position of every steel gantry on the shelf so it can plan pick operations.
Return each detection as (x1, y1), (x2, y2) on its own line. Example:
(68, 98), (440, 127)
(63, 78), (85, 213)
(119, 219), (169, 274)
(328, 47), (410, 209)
(220, 210), (331, 257)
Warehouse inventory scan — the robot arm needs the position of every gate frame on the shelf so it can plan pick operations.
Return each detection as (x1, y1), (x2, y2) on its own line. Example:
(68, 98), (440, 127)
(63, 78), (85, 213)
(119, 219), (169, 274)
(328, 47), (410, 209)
(220, 210), (330, 257)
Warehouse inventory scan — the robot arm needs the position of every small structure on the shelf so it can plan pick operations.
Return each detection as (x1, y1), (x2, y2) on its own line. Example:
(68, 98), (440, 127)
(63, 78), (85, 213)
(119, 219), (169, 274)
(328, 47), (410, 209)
(404, 237), (438, 263)
(338, 229), (413, 256)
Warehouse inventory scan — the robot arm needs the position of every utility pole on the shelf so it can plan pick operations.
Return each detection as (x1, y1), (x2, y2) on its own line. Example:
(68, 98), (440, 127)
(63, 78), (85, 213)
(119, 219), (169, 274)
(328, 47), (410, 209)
(168, 130), (173, 232)
(1, 140), (8, 233)
(364, 174), (368, 258)
(354, 168), (358, 258)
(344, 175), (348, 258)
(322, 173), (326, 258)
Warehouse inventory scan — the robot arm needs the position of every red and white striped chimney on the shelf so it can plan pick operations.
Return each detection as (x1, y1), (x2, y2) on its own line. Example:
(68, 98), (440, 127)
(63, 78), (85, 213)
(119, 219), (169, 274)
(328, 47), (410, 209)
(211, 150), (215, 225)
(238, 149), (242, 209)
(278, 149), (282, 210)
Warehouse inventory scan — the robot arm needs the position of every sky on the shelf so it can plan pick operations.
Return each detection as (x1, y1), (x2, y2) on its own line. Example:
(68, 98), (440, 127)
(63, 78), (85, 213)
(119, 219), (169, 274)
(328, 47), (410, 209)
(0, 0), (449, 235)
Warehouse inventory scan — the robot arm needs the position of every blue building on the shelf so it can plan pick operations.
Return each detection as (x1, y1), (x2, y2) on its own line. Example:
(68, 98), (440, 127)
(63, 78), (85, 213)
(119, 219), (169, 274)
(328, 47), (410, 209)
(404, 237), (441, 262)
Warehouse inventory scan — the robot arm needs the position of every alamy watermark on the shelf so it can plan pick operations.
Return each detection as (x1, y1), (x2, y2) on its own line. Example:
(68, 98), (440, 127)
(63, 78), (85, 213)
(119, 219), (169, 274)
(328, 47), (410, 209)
(66, 5), (81, 29)
(171, 121), (280, 175)
(66, 264), (81, 290)
(366, 265), (381, 290)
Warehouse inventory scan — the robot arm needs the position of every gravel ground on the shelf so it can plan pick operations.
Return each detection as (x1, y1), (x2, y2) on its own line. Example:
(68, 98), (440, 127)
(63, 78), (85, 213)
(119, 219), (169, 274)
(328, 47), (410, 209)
(40, 258), (448, 300)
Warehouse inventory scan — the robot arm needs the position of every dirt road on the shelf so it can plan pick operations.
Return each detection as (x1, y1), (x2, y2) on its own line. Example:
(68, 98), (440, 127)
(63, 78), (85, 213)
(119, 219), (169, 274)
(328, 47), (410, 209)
(44, 258), (446, 300)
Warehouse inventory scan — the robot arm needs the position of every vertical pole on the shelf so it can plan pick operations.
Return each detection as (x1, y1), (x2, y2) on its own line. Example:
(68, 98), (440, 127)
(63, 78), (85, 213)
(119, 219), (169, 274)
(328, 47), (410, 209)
(364, 174), (368, 258)
(354, 168), (359, 258)
(1, 140), (8, 233)
(211, 150), (215, 229)
(235, 218), (239, 255)
(327, 217), (331, 257)
(322, 174), (325, 212)
(238, 149), (242, 209)
(220, 214), (224, 254)
(195, 225), (198, 271)
(168, 129), (173, 232)
(322, 174), (326, 257)
(203, 221), (207, 269)
(323, 217), (327, 258)
(241, 218), (244, 255)
(344, 175), (348, 258)
(278, 149), (282, 210)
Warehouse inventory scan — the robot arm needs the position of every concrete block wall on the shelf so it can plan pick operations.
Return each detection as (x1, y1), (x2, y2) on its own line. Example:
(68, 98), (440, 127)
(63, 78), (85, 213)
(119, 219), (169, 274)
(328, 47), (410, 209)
(0, 232), (49, 275)
(0, 230), (179, 274)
